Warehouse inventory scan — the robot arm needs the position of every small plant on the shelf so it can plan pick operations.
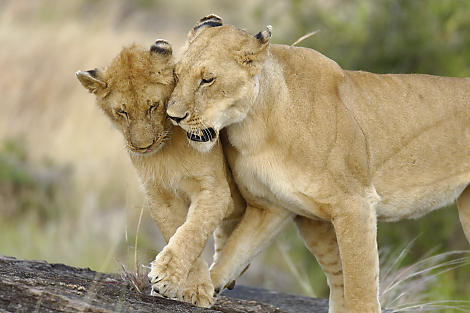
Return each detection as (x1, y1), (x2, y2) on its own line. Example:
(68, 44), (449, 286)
(379, 242), (470, 312)
(120, 208), (151, 294)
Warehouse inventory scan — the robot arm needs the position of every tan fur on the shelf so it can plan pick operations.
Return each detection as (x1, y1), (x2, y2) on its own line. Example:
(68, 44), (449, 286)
(168, 19), (470, 313)
(76, 43), (245, 307)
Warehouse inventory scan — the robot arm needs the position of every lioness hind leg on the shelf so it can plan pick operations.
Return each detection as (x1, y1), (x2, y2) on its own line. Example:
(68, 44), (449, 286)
(457, 185), (470, 243)
(295, 216), (347, 313)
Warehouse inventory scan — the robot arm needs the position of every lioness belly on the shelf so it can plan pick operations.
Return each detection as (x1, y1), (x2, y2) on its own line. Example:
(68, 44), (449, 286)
(376, 181), (468, 222)
(370, 110), (470, 221)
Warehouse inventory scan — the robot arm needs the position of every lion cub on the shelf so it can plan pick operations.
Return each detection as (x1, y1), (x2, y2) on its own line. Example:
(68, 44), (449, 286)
(76, 41), (244, 307)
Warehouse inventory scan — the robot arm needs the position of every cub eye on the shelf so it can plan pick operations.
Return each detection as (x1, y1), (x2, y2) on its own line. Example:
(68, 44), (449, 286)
(200, 77), (214, 86)
(116, 109), (128, 119)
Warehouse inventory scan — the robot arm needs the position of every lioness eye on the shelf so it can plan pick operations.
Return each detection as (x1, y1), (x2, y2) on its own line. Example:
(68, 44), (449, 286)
(200, 77), (214, 86)
(149, 102), (159, 114)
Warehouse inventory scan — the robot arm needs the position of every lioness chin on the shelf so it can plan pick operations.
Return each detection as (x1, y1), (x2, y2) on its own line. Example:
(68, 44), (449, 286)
(167, 15), (470, 313)
(76, 42), (245, 307)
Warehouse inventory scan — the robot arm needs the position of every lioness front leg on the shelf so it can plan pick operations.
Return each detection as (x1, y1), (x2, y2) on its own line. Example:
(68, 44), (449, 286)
(295, 216), (347, 313)
(180, 258), (214, 307)
(210, 205), (294, 295)
(147, 192), (215, 307)
(332, 197), (380, 313)
(212, 217), (240, 265)
(457, 185), (470, 243)
(148, 187), (228, 303)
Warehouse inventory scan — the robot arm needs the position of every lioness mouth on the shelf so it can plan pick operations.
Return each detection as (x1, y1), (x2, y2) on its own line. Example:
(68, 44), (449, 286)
(186, 128), (216, 142)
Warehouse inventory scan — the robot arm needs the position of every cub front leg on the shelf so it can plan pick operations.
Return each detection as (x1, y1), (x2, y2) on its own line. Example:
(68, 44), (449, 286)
(146, 192), (213, 306)
(149, 187), (228, 301)
(332, 197), (380, 313)
(295, 216), (347, 313)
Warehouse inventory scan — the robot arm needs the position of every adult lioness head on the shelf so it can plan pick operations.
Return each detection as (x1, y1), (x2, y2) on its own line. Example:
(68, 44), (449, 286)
(76, 41), (174, 155)
(167, 15), (272, 152)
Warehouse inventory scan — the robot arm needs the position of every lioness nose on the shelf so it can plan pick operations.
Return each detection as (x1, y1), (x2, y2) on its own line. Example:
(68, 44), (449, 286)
(168, 112), (189, 124)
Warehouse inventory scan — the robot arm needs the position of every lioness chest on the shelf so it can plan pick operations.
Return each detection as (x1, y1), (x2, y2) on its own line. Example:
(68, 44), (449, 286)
(226, 128), (333, 220)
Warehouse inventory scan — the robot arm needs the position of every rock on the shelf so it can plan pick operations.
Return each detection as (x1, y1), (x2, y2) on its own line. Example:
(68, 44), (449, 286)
(0, 256), (392, 312)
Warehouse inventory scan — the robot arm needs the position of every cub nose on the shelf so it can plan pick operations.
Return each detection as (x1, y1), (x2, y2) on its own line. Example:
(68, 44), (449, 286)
(168, 112), (189, 124)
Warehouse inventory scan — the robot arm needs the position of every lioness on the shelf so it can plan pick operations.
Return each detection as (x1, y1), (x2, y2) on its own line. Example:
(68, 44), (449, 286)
(76, 42), (245, 307)
(167, 15), (470, 313)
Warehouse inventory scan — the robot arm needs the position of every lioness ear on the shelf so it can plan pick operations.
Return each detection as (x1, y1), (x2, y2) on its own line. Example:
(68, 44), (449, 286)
(234, 25), (272, 76)
(187, 14), (223, 43)
(75, 69), (107, 94)
(254, 25), (272, 45)
(150, 39), (173, 59)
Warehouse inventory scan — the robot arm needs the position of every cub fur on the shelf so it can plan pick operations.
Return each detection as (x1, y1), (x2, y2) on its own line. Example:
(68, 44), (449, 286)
(76, 42), (245, 307)
(167, 15), (470, 313)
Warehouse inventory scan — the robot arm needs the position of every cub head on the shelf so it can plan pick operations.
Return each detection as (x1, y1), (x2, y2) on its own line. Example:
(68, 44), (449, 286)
(167, 15), (272, 152)
(76, 41), (174, 156)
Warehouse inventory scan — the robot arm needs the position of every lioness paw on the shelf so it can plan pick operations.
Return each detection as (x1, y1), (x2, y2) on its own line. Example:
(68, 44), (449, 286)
(179, 258), (215, 307)
(181, 280), (215, 308)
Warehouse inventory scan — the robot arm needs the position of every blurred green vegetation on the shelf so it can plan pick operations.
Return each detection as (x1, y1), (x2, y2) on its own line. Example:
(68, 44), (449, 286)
(0, 137), (71, 222)
(270, 0), (470, 76)
(1, 0), (469, 311)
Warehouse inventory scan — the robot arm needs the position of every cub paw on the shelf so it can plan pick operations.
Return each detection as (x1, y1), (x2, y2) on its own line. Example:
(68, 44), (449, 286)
(148, 249), (186, 299)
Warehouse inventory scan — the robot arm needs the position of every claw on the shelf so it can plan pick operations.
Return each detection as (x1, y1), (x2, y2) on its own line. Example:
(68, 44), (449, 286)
(226, 280), (236, 290)
(149, 275), (160, 284)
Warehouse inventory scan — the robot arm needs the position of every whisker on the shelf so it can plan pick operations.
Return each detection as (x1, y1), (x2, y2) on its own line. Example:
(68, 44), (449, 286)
(201, 120), (213, 141)
(203, 128), (209, 141)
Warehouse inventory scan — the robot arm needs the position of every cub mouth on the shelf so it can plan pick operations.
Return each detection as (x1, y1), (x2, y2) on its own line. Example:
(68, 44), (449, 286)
(186, 128), (217, 142)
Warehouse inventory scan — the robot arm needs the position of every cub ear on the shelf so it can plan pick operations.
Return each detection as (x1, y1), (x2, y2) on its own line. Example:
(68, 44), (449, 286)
(75, 69), (107, 94)
(187, 14), (223, 43)
(234, 25), (273, 76)
(150, 39), (173, 58)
